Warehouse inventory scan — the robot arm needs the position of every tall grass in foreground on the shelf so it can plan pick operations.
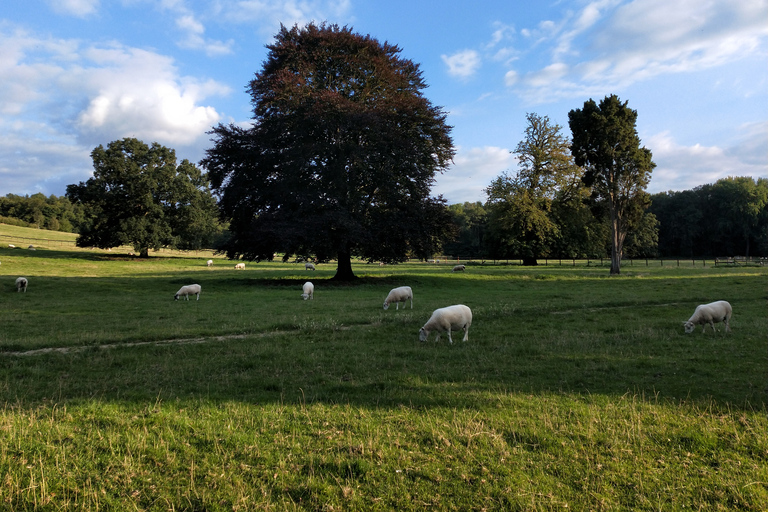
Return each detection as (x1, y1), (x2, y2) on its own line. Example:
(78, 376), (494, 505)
(0, 228), (766, 510)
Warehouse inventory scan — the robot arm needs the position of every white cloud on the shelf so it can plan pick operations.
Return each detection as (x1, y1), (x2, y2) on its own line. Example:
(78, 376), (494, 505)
(509, 0), (768, 103)
(47, 0), (100, 18)
(504, 70), (519, 86)
(434, 146), (513, 203)
(220, 0), (354, 40)
(646, 124), (768, 192)
(442, 50), (481, 79)
(0, 29), (230, 195)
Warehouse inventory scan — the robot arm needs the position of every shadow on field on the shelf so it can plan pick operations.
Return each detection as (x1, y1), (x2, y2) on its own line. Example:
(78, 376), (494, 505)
(0, 264), (765, 411)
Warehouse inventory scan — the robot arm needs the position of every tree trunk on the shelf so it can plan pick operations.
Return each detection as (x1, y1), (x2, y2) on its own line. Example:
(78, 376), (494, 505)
(609, 211), (621, 275)
(332, 247), (357, 281)
(522, 256), (538, 266)
(140, 247), (149, 258)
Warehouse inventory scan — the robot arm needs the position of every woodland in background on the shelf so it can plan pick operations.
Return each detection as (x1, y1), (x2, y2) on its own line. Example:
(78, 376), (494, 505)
(3, 175), (766, 260)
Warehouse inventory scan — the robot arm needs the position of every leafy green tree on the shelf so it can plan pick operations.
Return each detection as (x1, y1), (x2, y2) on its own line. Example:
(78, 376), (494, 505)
(444, 202), (487, 259)
(568, 95), (655, 274)
(709, 176), (768, 257)
(67, 138), (220, 257)
(550, 176), (608, 258)
(201, 23), (455, 280)
(485, 174), (558, 263)
(485, 113), (582, 264)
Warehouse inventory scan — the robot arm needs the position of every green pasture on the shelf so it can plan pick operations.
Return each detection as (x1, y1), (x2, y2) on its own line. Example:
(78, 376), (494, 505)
(0, 226), (766, 510)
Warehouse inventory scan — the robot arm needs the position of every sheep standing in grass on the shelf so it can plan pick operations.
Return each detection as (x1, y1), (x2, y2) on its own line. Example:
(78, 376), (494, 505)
(684, 300), (732, 334)
(174, 284), (201, 301)
(235, 262), (245, 270)
(206, 259), (213, 267)
(383, 286), (413, 310)
(15, 277), (28, 292)
(305, 262), (316, 271)
(301, 281), (314, 300)
(419, 305), (472, 344)
(453, 264), (466, 272)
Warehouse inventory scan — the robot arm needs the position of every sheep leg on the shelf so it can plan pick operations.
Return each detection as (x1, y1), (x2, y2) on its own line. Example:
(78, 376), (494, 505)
(462, 324), (469, 342)
(447, 330), (453, 344)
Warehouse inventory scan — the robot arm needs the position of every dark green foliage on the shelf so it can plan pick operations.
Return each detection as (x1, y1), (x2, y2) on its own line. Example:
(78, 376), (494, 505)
(569, 95), (655, 274)
(650, 177), (768, 257)
(444, 202), (487, 259)
(66, 138), (220, 257)
(201, 23), (455, 279)
(0, 193), (85, 232)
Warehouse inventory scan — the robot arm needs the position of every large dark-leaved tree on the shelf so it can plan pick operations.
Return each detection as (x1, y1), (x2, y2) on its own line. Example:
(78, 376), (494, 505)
(67, 138), (220, 257)
(201, 23), (455, 280)
(568, 95), (655, 275)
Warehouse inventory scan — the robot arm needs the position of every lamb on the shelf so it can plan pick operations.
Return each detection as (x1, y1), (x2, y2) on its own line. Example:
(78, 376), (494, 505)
(15, 277), (28, 293)
(301, 281), (314, 300)
(383, 286), (413, 310)
(453, 264), (466, 272)
(174, 284), (201, 301)
(206, 259), (213, 267)
(684, 300), (732, 334)
(305, 262), (316, 271)
(419, 304), (472, 344)
(235, 262), (245, 270)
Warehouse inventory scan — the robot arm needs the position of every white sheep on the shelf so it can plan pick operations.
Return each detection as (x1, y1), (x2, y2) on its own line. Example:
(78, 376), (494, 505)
(305, 262), (316, 271)
(301, 281), (314, 300)
(453, 264), (466, 272)
(684, 300), (732, 334)
(235, 262), (245, 270)
(8, 244), (15, 249)
(174, 284), (201, 301)
(383, 286), (413, 310)
(15, 277), (28, 293)
(419, 305), (472, 344)
(206, 259), (213, 267)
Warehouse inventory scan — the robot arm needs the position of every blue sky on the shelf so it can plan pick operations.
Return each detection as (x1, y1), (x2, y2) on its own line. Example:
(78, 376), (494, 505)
(1, 0), (766, 204)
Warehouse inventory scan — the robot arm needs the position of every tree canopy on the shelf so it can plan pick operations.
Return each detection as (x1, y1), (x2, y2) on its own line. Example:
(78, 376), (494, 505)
(66, 138), (220, 257)
(484, 113), (586, 264)
(201, 23), (455, 279)
(568, 95), (655, 274)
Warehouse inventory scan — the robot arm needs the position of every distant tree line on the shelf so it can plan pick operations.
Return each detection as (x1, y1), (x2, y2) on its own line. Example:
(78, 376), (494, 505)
(649, 177), (768, 258)
(0, 193), (86, 233)
(444, 175), (767, 261)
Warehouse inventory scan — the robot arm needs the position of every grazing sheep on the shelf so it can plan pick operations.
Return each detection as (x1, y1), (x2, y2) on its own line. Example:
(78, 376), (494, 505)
(305, 262), (316, 271)
(15, 277), (28, 293)
(8, 244), (15, 249)
(235, 262), (245, 270)
(301, 281), (314, 300)
(383, 286), (413, 310)
(419, 305), (472, 344)
(453, 264), (466, 272)
(206, 259), (213, 267)
(174, 284), (201, 301)
(684, 300), (732, 334)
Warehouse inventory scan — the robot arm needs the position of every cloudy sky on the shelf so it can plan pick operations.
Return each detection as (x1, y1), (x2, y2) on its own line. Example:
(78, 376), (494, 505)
(2, 0), (766, 204)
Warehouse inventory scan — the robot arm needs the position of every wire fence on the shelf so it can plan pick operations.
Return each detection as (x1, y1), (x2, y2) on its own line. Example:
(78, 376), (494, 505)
(421, 256), (768, 268)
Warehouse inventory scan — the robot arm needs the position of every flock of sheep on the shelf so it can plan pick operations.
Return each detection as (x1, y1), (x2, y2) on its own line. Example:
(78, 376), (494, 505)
(4, 247), (734, 338)
(169, 260), (733, 341)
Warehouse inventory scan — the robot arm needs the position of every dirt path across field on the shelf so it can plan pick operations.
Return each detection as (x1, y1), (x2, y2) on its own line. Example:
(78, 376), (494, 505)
(1, 331), (289, 357)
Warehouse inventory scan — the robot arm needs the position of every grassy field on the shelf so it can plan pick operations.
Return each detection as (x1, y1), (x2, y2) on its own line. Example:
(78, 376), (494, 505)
(0, 224), (766, 510)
